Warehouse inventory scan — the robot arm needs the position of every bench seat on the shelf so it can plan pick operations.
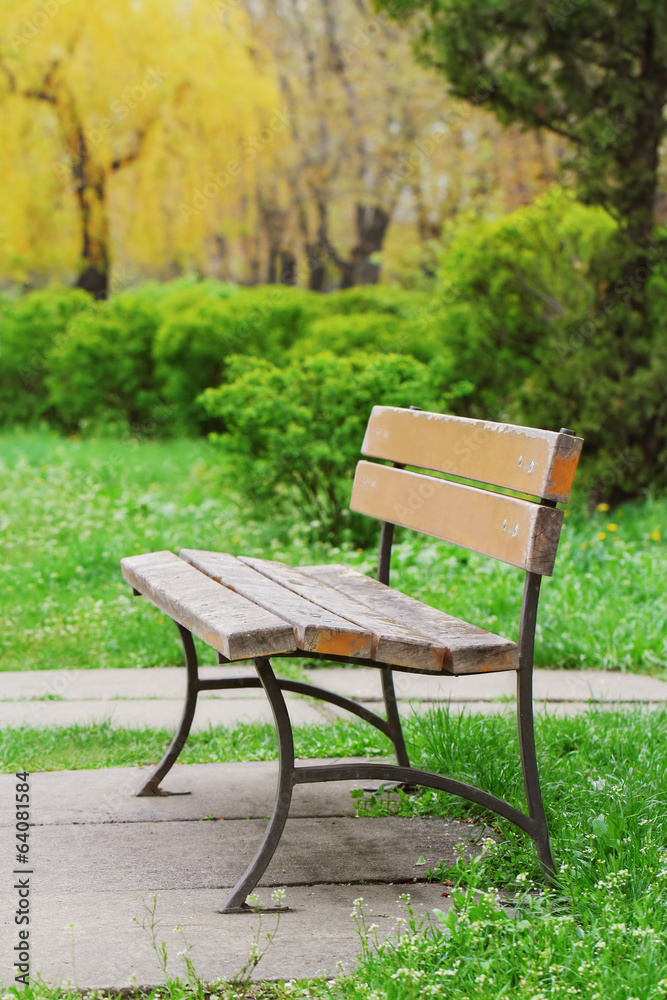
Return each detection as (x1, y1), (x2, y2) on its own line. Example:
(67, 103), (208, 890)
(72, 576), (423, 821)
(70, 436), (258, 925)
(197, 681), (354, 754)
(121, 548), (518, 676)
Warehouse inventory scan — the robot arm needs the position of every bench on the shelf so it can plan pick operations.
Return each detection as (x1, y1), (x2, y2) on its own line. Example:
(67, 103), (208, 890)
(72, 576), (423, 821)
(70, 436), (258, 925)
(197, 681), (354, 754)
(121, 405), (583, 912)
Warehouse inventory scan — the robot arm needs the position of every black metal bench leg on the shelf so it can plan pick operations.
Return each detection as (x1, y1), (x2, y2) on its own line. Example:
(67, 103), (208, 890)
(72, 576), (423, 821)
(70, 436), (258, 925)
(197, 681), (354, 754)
(219, 656), (295, 913)
(517, 570), (555, 878)
(517, 665), (555, 877)
(381, 668), (411, 768)
(136, 622), (199, 797)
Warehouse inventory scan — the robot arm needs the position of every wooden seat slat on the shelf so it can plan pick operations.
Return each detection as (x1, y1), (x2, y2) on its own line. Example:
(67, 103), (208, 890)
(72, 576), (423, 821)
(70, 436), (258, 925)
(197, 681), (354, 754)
(179, 549), (374, 659)
(121, 550), (296, 661)
(362, 406), (583, 502)
(239, 556), (446, 672)
(299, 564), (518, 675)
(351, 461), (564, 575)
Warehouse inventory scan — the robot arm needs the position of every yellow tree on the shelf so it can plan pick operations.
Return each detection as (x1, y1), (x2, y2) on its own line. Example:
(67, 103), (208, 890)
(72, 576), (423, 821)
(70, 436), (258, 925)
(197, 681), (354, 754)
(0, 0), (281, 295)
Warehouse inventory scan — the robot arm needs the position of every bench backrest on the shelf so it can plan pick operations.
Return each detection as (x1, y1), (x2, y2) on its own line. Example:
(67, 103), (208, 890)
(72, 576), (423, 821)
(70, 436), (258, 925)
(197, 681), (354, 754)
(350, 407), (583, 577)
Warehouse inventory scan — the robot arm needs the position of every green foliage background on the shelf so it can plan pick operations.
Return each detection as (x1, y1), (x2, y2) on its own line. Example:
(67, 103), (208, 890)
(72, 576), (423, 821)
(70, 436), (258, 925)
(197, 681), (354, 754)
(2, 188), (666, 532)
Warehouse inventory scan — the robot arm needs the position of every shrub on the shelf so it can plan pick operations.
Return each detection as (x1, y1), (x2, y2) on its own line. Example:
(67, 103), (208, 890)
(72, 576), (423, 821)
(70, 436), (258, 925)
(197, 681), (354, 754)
(432, 188), (616, 418)
(319, 285), (430, 316)
(199, 351), (471, 543)
(513, 238), (667, 503)
(152, 285), (328, 432)
(0, 286), (92, 426)
(292, 310), (444, 365)
(45, 293), (164, 433)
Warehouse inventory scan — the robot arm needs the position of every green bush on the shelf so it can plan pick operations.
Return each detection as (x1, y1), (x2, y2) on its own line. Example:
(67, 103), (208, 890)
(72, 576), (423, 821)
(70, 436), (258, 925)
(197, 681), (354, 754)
(199, 351), (471, 543)
(1, 280), (439, 437)
(431, 189), (616, 418)
(45, 293), (164, 434)
(153, 285), (327, 432)
(0, 286), (92, 426)
(513, 238), (667, 503)
(318, 285), (430, 316)
(295, 286), (442, 364)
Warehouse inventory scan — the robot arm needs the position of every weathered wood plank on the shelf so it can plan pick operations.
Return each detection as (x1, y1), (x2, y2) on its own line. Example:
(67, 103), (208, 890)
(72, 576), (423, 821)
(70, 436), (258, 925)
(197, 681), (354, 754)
(239, 556), (446, 672)
(121, 550), (296, 661)
(299, 564), (519, 675)
(350, 462), (563, 575)
(179, 549), (373, 659)
(361, 406), (583, 502)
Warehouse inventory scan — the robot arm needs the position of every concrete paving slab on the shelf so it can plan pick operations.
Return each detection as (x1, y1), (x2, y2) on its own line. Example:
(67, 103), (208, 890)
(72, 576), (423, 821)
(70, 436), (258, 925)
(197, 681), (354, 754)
(4, 884), (453, 988)
(0, 762), (390, 827)
(0, 759), (477, 989)
(29, 815), (472, 892)
(0, 696), (325, 730)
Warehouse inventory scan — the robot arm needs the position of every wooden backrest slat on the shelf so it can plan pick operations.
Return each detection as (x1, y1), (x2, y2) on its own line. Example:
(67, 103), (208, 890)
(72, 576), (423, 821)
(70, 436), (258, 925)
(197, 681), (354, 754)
(361, 406), (583, 502)
(350, 461), (563, 575)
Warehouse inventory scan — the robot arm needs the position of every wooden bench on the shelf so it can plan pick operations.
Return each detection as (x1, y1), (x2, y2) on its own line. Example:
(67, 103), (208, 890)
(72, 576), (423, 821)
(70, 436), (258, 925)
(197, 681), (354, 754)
(121, 405), (583, 912)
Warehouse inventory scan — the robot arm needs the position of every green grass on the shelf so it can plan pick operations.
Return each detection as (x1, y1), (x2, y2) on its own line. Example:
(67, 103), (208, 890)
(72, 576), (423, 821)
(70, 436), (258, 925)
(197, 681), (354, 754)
(340, 706), (667, 999)
(3, 708), (667, 997)
(0, 718), (392, 772)
(1, 429), (665, 673)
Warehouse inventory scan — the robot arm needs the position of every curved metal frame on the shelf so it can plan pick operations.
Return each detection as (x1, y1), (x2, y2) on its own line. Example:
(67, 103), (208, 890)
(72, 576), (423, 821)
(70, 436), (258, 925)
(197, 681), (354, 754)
(219, 658), (296, 913)
(136, 624), (400, 797)
(135, 487), (556, 909)
(136, 622), (199, 797)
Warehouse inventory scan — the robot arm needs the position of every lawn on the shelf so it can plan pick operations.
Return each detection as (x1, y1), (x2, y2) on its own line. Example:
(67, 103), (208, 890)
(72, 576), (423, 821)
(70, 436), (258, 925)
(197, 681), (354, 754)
(1, 428), (665, 674)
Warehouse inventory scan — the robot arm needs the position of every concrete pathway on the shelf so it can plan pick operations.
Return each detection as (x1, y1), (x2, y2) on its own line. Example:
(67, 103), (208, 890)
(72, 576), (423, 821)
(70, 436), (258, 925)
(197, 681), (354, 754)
(1, 665), (666, 729)
(0, 762), (479, 989)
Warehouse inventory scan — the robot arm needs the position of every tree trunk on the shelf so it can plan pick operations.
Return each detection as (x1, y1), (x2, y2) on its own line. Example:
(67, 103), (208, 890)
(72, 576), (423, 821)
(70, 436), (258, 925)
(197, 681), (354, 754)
(258, 196), (287, 284)
(350, 203), (390, 285)
(73, 159), (110, 299)
(280, 250), (296, 285)
(306, 242), (328, 291)
(267, 248), (279, 284)
(299, 197), (334, 291)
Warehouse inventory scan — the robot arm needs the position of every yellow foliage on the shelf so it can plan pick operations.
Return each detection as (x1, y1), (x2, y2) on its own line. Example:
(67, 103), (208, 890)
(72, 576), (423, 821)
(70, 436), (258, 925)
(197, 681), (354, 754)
(0, 0), (283, 285)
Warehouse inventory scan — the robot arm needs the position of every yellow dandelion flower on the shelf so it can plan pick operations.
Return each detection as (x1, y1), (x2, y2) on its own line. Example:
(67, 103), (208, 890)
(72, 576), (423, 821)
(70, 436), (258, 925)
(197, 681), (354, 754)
(597, 531), (607, 541)
(651, 530), (661, 542)
(596, 502), (610, 512)
(580, 542), (588, 551)
(607, 523), (618, 532)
